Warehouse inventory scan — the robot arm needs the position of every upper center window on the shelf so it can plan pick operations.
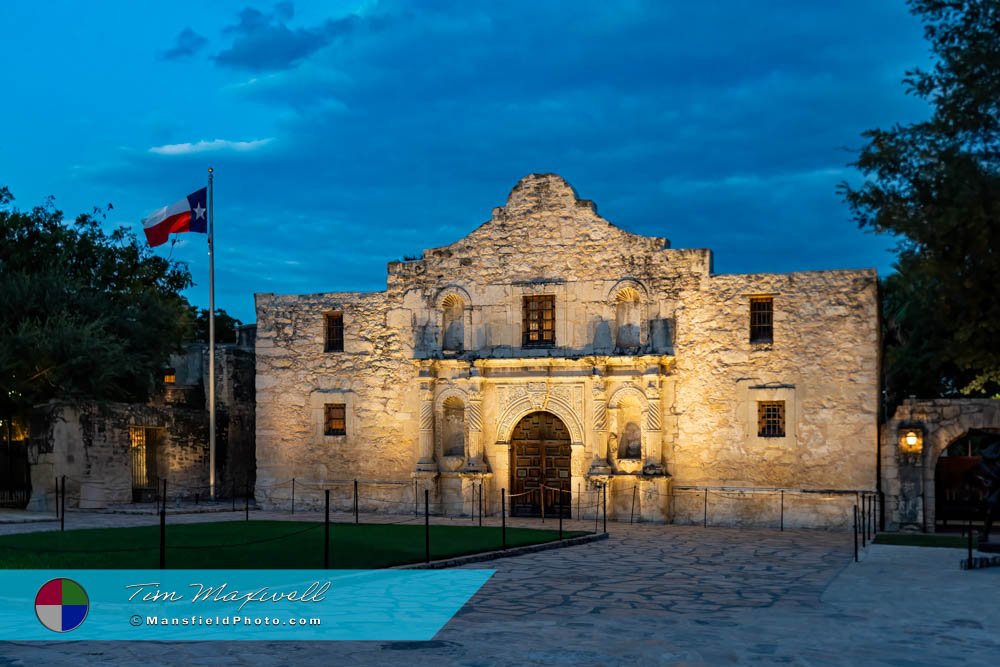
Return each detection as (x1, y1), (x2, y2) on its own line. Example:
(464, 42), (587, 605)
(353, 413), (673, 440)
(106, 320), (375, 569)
(522, 295), (555, 347)
(325, 312), (344, 352)
(749, 297), (773, 344)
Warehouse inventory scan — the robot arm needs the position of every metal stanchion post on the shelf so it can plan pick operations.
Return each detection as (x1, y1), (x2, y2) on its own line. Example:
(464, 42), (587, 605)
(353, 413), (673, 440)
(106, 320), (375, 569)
(860, 498), (867, 548)
(558, 491), (563, 540)
(425, 489), (430, 564)
(603, 484), (607, 534)
(245, 480), (250, 521)
(703, 489), (708, 528)
(501, 489), (507, 549)
(479, 483), (483, 527)
(324, 489), (330, 569)
(968, 516), (974, 566)
(853, 505), (859, 562)
(60, 475), (66, 532)
(354, 479), (359, 524)
(159, 479), (167, 569)
(594, 488), (599, 534)
(630, 485), (637, 525)
(780, 490), (785, 531)
(869, 494), (875, 540)
(291, 478), (295, 514)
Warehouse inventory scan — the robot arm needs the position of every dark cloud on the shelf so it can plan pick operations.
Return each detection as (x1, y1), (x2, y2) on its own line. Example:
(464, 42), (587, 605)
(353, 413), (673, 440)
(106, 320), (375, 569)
(213, 3), (362, 72)
(78, 0), (930, 321)
(162, 27), (207, 60)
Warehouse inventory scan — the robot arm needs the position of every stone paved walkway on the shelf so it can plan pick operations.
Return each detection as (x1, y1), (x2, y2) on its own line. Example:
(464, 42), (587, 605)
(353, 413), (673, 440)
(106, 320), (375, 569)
(0, 513), (997, 666)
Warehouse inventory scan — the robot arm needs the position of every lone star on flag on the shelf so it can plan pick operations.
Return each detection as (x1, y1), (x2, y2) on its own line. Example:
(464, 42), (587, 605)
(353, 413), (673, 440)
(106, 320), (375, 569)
(193, 203), (206, 220)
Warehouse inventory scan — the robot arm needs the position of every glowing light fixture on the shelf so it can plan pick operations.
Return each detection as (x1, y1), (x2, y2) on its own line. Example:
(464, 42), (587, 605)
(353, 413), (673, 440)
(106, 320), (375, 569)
(898, 421), (924, 454)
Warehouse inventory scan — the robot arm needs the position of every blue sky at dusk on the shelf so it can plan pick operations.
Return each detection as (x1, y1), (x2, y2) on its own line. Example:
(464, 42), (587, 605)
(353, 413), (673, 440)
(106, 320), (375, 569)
(0, 1), (932, 323)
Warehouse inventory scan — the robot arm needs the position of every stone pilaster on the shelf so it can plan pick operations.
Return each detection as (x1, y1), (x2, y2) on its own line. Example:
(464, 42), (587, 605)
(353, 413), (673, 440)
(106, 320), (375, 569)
(589, 369), (612, 474)
(643, 373), (665, 475)
(416, 380), (437, 472)
(464, 372), (487, 472)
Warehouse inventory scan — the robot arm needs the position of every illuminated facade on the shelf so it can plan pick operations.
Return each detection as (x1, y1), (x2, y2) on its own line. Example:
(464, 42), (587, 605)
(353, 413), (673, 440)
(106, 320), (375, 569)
(255, 174), (879, 527)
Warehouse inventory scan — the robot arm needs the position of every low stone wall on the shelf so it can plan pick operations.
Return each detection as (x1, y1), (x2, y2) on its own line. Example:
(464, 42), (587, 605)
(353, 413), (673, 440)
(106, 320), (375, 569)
(671, 488), (858, 530)
(27, 402), (210, 511)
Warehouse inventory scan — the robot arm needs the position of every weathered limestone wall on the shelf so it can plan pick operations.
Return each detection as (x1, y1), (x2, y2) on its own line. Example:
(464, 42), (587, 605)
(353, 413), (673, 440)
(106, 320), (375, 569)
(25, 341), (257, 511)
(668, 270), (880, 526)
(254, 291), (420, 510)
(255, 173), (879, 528)
(27, 402), (210, 510)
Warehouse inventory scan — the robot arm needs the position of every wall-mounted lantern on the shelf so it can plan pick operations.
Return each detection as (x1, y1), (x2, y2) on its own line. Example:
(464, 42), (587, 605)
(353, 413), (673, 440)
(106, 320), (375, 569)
(898, 421), (925, 455)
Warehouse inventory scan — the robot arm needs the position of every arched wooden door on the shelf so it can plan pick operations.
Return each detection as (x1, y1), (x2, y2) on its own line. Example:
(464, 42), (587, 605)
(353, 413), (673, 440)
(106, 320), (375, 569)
(510, 412), (571, 517)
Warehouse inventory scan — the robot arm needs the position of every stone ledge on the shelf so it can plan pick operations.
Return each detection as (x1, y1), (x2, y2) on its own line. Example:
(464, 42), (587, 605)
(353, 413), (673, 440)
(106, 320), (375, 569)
(394, 531), (609, 569)
(961, 554), (1000, 570)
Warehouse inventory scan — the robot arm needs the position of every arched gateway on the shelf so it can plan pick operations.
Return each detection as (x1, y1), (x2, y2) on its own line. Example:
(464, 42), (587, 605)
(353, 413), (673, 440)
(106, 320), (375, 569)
(509, 412), (571, 517)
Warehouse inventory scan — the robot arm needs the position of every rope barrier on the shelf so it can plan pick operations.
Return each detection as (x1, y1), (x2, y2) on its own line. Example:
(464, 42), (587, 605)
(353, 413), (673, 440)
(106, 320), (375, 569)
(169, 523), (323, 550)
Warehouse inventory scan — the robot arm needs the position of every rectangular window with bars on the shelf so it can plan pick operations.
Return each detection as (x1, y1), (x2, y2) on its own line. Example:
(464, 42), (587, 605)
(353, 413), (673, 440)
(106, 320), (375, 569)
(522, 295), (556, 347)
(757, 401), (786, 438)
(749, 296), (773, 344)
(325, 312), (344, 352)
(325, 404), (346, 436)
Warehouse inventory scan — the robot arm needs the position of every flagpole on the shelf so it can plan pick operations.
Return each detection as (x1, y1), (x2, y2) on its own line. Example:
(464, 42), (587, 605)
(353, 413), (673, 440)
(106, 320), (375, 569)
(207, 167), (216, 500)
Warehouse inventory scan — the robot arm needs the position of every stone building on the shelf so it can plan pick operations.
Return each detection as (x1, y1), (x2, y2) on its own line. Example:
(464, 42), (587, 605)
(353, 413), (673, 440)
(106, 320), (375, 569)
(255, 174), (879, 527)
(25, 329), (257, 510)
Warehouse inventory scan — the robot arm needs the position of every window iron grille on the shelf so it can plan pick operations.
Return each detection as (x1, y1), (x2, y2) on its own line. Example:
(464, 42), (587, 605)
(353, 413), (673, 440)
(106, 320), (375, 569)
(522, 295), (555, 347)
(757, 401), (785, 438)
(750, 296), (773, 344)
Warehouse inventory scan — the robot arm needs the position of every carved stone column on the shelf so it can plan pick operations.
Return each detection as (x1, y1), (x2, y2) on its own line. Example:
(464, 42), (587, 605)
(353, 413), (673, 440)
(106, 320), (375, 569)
(643, 372), (665, 474)
(589, 369), (612, 474)
(416, 380), (437, 472)
(463, 369), (487, 472)
(465, 395), (487, 472)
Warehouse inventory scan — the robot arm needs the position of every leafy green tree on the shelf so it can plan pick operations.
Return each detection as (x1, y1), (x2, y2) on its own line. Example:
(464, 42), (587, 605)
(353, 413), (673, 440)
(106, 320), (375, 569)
(187, 306), (243, 345)
(841, 0), (1000, 402)
(0, 187), (194, 421)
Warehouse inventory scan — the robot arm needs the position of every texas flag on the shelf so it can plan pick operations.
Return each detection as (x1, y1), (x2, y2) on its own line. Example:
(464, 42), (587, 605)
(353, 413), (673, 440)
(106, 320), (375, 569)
(142, 187), (208, 247)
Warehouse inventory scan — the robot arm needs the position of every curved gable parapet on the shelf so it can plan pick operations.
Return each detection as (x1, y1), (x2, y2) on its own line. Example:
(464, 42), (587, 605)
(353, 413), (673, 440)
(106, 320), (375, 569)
(501, 173), (593, 217)
(385, 174), (708, 290)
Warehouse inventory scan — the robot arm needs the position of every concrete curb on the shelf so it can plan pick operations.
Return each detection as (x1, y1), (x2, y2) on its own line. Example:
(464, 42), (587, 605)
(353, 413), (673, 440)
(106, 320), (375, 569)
(394, 532), (609, 569)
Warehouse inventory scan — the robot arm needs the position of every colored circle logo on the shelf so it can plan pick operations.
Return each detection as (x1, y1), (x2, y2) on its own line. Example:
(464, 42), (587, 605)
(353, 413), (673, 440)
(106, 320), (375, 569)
(35, 578), (89, 633)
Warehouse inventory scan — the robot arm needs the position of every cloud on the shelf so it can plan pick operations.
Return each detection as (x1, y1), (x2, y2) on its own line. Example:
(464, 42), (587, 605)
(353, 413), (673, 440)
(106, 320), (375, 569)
(212, 3), (361, 72)
(148, 138), (274, 156)
(162, 27), (208, 60)
(70, 0), (931, 322)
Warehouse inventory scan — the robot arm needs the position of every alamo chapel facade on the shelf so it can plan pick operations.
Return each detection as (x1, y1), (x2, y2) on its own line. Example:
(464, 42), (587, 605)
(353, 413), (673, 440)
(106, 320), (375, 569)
(255, 174), (879, 527)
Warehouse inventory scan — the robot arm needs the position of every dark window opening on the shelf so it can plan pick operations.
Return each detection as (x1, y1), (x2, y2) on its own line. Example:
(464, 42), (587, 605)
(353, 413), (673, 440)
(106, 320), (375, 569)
(522, 295), (555, 347)
(750, 297), (773, 344)
(325, 312), (344, 352)
(325, 404), (346, 436)
(757, 401), (785, 438)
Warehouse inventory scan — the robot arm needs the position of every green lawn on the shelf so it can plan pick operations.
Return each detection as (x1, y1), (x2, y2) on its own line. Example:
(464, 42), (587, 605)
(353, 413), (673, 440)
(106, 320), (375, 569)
(0, 521), (587, 569)
(872, 533), (978, 549)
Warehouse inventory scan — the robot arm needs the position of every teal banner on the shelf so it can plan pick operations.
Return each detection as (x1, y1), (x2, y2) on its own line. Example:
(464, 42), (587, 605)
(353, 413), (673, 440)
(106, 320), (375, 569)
(0, 569), (492, 640)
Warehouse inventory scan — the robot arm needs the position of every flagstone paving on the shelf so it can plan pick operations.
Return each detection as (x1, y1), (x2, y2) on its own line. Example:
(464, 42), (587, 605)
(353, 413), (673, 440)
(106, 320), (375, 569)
(0, 513), (998, 666)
